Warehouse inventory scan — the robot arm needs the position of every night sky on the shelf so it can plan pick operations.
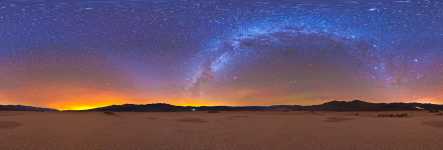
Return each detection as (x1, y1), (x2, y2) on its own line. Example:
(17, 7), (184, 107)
(1, 0), (443, 110)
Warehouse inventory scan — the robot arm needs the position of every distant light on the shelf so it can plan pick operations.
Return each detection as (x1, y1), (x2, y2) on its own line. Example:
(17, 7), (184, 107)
(413, 58), (419, 63)
(415, 106), (424, 110)
(368, 8), (377, 11)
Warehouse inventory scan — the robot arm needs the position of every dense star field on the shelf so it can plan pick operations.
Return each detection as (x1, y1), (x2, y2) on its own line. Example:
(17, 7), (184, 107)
(0, 0), (442, 110)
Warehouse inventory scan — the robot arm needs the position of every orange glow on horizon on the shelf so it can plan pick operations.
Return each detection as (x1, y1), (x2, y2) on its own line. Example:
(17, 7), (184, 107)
(47, 91), (129, 110)
(49, 97), (238, 110)
(51, 100), (125, 111)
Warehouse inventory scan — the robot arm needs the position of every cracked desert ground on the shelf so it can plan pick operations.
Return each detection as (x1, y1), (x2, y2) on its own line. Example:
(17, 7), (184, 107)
(1, 111), (443, 150)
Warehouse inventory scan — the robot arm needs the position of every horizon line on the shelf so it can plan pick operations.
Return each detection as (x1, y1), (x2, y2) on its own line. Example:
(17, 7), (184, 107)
(2, 99), (442, 111)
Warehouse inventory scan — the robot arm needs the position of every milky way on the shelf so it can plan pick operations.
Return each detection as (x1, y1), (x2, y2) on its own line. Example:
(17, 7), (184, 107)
(0, 0), (442, 109)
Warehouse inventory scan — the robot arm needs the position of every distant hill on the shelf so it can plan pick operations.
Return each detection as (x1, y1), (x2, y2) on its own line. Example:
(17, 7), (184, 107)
(89, 103), (184, 112)
(0, 105), (57, 112)
(88, 103), (272, 112)
(305, 100), (443, 111)
(85, 100), (443, 112)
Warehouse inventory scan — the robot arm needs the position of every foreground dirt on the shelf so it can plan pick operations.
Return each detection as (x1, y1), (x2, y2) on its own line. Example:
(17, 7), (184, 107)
(0, 111), (442, 150)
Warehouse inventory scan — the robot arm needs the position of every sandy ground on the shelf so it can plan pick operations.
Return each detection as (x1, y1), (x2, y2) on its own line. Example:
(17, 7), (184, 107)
(0, 111), (442, 150)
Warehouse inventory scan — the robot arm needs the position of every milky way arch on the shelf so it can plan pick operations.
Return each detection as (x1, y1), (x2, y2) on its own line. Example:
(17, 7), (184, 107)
(187, 16), (443, 101)
(189, 22), (381, 89)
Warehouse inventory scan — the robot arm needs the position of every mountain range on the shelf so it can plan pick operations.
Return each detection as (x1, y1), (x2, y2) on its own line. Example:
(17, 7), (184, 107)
(1, 100), (442, 112)
(86, 100), (443, 112)
(0, 105), (57, 111)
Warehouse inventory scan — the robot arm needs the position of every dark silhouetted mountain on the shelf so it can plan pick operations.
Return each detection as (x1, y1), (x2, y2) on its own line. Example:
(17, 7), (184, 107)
(85, 100), (443, 112)
(89, 103), (182, 112)
(307, 100), (443, 111)
(0, 105), (57, 111)
(88, 103), (273, 112)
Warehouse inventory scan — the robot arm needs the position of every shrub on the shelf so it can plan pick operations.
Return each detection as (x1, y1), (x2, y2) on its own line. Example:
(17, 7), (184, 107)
(396, 113), (408, 117)
(207, 110), (220, 113)
(377, 113), (409, 118)
(103, 111), (117, 116)
(428, 110), (440, 113)
(177, 118), (208, 123)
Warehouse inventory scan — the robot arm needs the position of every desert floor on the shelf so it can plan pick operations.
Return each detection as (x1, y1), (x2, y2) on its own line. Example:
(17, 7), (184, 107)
(0, 111), (442, 150)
